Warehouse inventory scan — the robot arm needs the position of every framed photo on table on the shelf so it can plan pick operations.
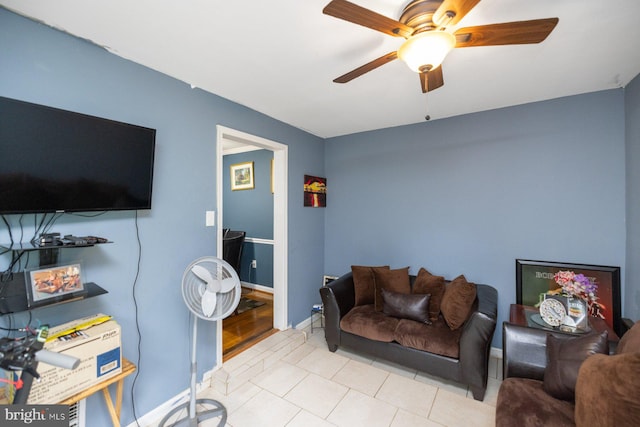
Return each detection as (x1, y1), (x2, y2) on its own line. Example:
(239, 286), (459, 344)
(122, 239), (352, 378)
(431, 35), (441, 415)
(515, 259), (621, 335)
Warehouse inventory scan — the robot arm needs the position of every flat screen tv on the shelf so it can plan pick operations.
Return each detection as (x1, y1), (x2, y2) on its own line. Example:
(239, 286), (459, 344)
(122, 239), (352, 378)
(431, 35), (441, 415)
(0, 96), (156, 214)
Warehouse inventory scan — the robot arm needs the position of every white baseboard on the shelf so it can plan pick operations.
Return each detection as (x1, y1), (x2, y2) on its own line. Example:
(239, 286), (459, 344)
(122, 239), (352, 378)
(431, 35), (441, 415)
(241, 281), (273, 294)
(490, 347), (503, 359)
(126, 368), (216, 427)
(295, 316), (312, 330)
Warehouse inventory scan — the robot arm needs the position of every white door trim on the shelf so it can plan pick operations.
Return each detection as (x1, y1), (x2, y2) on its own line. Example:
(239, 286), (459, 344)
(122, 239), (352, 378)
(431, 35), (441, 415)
(215, 125), (288, 366)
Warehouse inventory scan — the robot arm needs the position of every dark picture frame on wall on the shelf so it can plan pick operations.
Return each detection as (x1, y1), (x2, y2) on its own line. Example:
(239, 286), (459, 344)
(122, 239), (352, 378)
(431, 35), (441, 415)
(304, 175), (326, 207)
(515, 259), (621, 335)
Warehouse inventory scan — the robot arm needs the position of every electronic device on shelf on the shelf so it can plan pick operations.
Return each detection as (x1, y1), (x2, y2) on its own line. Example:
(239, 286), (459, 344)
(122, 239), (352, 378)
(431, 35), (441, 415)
(86, 236), (109, 244)
(63, 235), (88, 245)
(61, 235), (109, 245)
(0, 95), (156, 215)
(33, 233), (109, 248)
(39, 232), (62, 246)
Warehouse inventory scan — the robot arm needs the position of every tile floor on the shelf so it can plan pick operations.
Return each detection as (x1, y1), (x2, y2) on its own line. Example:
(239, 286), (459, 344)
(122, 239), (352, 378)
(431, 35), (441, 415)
(152, 325), (502, 427)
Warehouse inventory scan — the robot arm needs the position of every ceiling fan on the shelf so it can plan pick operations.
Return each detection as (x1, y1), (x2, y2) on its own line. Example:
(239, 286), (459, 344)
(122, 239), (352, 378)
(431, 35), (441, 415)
(323, 0), (559, 93)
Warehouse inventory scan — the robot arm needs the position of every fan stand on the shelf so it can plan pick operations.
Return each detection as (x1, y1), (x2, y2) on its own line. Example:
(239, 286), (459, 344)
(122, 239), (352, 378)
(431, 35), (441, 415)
(159, 315), (227, 427)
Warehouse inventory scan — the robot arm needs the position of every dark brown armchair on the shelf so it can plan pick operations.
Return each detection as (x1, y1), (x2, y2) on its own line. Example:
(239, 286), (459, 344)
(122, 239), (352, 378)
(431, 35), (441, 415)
(496, 320), (640, 427)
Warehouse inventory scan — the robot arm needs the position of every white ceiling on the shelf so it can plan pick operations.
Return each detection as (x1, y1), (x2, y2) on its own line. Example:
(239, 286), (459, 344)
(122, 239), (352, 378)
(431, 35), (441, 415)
(2, 0), (639, 138)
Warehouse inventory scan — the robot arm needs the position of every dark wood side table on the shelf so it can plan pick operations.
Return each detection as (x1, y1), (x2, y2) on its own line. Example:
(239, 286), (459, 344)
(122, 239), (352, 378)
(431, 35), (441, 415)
(509, 304), (619, 343)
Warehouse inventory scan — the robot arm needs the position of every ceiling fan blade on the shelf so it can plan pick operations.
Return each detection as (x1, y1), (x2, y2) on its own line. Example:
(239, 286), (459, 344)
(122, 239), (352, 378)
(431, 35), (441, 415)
(419, 65), (444, 93)
(323, 0), (413, 38)
(454, 18), (559, 47)
(334, 51), (398, 83)
(433, 0), (481, 27)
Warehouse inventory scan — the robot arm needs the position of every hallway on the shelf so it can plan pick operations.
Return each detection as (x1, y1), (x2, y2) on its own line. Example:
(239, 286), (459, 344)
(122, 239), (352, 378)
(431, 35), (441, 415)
(223, 288), (275, 361)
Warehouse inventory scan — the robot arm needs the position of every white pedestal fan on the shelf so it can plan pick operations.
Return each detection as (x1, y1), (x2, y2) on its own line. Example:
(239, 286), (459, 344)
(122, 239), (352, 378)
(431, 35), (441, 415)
(159, 256), (241, 427)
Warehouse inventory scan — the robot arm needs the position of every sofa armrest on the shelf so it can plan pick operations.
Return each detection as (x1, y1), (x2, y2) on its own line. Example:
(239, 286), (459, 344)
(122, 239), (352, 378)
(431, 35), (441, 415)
(459, 284), (498, 400)
(502, 322), (550, 381)
(319, 272), (355, 351)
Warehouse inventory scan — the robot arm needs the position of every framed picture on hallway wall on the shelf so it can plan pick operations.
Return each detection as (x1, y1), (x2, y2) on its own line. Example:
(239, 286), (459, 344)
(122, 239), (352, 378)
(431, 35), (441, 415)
(230, 161), (254, 191)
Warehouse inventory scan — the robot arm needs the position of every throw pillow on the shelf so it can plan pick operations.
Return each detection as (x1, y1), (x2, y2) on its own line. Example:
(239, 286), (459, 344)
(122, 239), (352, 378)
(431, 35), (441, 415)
(616, 320), (640, 354)
(543, 330), (609, 401)
(574, 352), (640, 427)
(440, 275), (477, 330)
(381, 288), (431, 324)
(412, 267), (446, 322)
(373, 267), (411, 311)
(351, 265), (389, 306)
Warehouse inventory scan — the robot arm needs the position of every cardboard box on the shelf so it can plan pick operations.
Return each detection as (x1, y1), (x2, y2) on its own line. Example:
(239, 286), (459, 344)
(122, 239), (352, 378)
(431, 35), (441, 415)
(27, 314), (122, 404)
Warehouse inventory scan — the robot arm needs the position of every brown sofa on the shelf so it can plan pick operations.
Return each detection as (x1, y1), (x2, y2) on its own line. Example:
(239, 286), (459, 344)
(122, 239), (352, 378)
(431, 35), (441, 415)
(496, 320), (640, 427)
(319, 267), (498, 401)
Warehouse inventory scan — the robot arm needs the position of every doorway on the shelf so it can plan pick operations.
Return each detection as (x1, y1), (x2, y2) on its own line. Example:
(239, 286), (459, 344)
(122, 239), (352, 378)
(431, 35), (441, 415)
(215, 126), (288, 366)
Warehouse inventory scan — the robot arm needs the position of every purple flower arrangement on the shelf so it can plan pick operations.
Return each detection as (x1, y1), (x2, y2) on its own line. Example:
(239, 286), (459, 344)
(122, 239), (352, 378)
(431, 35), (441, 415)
(553, 270), (605, 318)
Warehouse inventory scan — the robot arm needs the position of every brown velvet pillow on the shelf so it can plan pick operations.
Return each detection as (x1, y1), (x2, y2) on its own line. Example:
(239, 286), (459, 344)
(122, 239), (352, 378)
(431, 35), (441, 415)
(373, 267), (410, 311)
(616, 320), (640, 354)
(351, 265), (389, 306)
(381, 288), (431, 324)
(440, 275), (476, 330)
(412, 267), (446, 322)
(543, 331), (609, 401)
(575, 352), (640, 427)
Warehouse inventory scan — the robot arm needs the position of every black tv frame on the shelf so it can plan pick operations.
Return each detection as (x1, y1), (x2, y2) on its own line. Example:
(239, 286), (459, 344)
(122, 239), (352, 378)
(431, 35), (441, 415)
(0, 96), (156, 214)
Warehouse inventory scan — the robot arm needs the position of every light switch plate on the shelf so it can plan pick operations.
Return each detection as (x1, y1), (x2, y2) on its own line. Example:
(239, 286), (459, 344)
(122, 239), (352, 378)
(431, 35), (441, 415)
(205, 211), (215, 227)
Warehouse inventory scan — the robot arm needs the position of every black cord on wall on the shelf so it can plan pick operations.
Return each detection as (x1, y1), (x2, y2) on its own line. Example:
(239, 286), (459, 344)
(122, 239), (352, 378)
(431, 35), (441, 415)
(130, 210), (143, 426)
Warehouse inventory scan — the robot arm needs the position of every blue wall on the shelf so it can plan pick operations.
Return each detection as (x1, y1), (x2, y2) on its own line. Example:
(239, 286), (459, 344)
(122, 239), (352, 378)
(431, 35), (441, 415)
(2, 6), (639, 424)
(0, 8), (325, 427)
(223, 149), (274, 286)
(625, 73), (640, 321)
(324, 90), (627, 348)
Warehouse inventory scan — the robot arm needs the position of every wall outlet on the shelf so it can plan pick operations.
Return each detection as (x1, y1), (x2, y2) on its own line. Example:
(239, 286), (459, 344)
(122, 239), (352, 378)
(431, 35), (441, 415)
(251, 260), (257, 268)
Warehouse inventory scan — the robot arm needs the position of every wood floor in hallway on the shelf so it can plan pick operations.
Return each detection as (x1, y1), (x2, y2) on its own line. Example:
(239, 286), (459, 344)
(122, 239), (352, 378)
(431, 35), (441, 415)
(222, 288), (275, 361)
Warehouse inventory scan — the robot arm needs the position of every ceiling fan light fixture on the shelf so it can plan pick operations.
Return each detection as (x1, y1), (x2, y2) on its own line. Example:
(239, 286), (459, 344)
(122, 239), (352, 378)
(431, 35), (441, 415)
(398, 31), (456, 73)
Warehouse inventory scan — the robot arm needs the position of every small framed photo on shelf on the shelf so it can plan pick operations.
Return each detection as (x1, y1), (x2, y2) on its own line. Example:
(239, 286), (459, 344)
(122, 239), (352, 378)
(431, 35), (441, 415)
(25, 262), (86, 308)
(230, 161), (255, 191)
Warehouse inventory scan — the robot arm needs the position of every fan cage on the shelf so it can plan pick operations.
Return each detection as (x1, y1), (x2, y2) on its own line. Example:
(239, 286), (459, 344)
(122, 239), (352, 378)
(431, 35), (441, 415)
(182, 256), (241, 321)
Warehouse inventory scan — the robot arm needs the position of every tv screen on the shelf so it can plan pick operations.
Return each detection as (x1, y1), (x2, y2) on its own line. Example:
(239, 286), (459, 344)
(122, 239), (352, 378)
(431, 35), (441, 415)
(0, 96), (156, 214)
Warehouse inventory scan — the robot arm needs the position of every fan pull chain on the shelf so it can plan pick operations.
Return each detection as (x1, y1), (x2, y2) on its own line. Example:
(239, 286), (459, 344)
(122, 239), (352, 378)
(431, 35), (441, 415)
(425, 82), (431, 121)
